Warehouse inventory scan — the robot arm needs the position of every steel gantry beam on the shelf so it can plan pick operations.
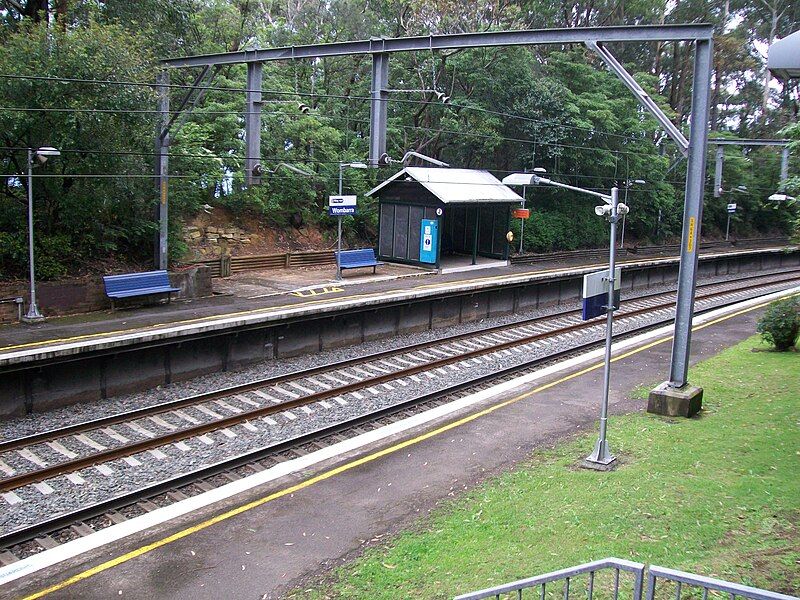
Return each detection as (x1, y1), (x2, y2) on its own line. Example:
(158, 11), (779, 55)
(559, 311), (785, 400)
(709, 138), (791, 198)
(159, 24), (716, 410)
(161, 24), (713, 170)
(155, 71), (170, 271)
(369, 53), (390, 167)
(245, 62), (263, 186)
(586, 41), (689, 156)
(162, 25), (713, 68)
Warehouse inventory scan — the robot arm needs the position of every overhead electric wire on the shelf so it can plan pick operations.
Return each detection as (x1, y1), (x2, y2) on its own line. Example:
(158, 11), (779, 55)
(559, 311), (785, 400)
(0, 173), (197, 178)
(0, 72), (643, 142)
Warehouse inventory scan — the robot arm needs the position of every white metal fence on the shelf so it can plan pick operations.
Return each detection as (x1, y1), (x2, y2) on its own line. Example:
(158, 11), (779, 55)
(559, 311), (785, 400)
(454, 558), (798, 600)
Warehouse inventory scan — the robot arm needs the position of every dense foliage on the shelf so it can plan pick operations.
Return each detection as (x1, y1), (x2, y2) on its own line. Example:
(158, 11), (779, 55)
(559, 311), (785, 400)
(757, 297), (800, 350)
(0, 0), (798, 278)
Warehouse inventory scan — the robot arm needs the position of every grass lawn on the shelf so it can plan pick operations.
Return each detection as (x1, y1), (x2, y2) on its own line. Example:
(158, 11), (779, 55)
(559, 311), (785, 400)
(295, 336), (800, 599)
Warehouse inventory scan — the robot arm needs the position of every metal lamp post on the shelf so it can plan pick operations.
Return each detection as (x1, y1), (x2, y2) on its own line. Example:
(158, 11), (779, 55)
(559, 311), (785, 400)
(722, 186), (747, 241)
(503, 170), (628, 467)
(336, 162), (368, 280)
(516, 168), (546, 254)
(22, 146), (60, 324)
(618, 179), (645, 249)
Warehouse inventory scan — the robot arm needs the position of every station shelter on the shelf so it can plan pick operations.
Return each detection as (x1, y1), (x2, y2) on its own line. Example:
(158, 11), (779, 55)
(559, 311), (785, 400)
(367, 167), (524, 272)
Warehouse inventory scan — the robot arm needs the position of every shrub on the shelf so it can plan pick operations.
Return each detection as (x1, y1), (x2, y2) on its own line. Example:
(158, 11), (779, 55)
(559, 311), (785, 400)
(756, 298), (800, 351)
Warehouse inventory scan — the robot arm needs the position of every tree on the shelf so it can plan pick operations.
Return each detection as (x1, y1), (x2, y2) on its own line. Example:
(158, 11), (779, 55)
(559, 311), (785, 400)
(0, 19), (156, 278)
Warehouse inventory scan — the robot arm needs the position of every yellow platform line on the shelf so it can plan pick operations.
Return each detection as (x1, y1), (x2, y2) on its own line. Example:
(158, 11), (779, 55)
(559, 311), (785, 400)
(19, 295), (784, 600)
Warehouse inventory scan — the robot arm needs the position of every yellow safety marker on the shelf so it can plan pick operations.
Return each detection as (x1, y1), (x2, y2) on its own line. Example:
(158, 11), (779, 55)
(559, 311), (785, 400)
(289, 286), (344, 298)
(1, 250), (753, 354)
(20, 294), (787, 600)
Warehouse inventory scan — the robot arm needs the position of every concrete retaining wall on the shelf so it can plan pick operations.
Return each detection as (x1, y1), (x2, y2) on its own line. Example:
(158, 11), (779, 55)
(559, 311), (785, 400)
(1, 249), (797, 417)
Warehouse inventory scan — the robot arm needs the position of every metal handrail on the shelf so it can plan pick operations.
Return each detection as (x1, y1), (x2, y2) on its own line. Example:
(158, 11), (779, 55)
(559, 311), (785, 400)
(647, 566), (799, 600)
(453, 558), (645, 600)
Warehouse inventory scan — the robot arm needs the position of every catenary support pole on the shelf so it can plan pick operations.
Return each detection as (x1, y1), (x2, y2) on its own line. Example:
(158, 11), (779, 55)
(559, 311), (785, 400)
(667, 38), (713, 389)
(155, 70), (170, 270)
(780, 146), (790, 192)
(245, 62), (263, 186)
(713, 145), (724, 198)
(472, 208), (479, 265)
(369, 53), (389, 167)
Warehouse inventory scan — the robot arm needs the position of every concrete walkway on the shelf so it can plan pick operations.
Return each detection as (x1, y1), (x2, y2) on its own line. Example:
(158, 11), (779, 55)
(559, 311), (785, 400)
(3, 300), (769, 600)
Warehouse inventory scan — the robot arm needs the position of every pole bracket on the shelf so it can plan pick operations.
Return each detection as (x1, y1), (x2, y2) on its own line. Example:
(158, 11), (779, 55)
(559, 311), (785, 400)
(586, 41), (689, 157)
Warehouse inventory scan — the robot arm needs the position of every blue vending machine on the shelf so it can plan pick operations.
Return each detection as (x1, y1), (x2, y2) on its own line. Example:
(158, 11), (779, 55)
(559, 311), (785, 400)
(419, 219), (439, 264)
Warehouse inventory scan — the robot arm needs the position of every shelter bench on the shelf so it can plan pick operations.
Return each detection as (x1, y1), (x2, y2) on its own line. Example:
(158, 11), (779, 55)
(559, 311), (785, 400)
(336, 249), (383, 274)
(102, 270), (181, 311)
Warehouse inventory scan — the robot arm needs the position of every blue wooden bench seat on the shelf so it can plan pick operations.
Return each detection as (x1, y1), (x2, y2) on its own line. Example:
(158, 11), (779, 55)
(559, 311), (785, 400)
(102, 270), (181, 311)
(336, 249), (383, 274)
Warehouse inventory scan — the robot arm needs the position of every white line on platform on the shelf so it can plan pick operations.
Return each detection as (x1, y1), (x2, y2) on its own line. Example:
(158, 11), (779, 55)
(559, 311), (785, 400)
(0, 285), (797, 589)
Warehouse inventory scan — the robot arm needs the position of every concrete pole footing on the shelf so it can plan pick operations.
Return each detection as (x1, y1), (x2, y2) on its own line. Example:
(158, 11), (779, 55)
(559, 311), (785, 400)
(647, 381), (703, 417)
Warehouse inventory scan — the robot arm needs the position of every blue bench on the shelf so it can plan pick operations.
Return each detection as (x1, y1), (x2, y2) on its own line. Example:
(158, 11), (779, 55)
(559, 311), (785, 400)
(103, 270), (181, 311)
(336, 249), (383, 274)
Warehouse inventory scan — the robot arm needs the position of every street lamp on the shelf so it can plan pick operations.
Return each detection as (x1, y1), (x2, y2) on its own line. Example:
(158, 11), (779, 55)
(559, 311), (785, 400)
(767, 192), (797, 206)
(503, 170), (627, 467)
(505, 169), (546, 254)
(618, 179), (645, 248)
(336, 162), (369, 280)
(22, 146), (60, 324)
(378, 151), (450, 168)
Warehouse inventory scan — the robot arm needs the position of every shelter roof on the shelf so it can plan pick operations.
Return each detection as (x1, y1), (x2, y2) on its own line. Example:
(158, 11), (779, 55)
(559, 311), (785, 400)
(366, 167), (524, 204)
(768, 30), (800, 80)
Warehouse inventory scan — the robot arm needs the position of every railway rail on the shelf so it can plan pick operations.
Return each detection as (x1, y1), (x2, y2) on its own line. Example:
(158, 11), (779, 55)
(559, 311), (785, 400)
(0, 269), (798, 562)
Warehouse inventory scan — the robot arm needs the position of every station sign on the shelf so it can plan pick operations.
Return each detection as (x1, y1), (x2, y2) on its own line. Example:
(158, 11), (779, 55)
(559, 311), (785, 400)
(581, 268), (621, 320)
(328, 195), (357, 216)
(512, 208), (530, 219)
(726, 203), (737, 214)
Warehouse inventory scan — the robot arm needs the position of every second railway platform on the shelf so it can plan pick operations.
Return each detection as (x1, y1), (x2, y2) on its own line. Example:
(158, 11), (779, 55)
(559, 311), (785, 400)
(0, 243), (798, 415)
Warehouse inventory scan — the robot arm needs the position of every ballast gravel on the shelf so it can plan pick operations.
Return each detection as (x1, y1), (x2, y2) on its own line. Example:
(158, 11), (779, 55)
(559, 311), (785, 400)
(0, 268), (784, 442)
(0, 270), (796, 535)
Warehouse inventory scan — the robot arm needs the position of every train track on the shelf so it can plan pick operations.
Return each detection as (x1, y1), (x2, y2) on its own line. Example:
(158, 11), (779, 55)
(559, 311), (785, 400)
(0, 270), (798, 561)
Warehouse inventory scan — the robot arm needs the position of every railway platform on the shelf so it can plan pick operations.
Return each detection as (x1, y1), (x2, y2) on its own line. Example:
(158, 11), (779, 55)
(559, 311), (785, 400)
(1, 245), (794, 358)
(0, 283), (790, 600)
(0, 244), (797, 416)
